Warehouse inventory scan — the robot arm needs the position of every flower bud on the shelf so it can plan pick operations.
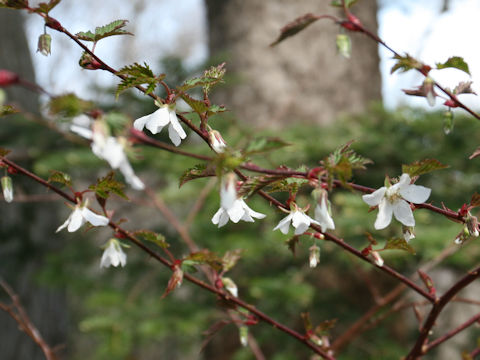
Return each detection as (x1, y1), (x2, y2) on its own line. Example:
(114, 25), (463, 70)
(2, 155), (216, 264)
(443, 110), (454, 135)
(37, 33), (52, 56)
(221, 277), (238, 297)
(309, 244), (320, 268)
(220, 173), (237, 210)
(466, 212), (479, 237)
(239, 326), (248, 347)
(336, 34), (351, 59)
(0, 70), (19, 87)
(1, 176), (13, 203)
(402, 226), (415, 243)
(370, 251), (384, 267)
(423, 77), (435, 107)
(209, 129), (227, 153)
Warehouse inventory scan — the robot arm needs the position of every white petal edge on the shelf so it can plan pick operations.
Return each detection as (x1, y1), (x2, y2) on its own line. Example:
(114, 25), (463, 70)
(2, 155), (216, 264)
(362, 187), (386, 207)
(393, 199), (415, 227)
(399, 184), (431, 204)
(374, 198), (393, 230)
(81, 207), (109, 226)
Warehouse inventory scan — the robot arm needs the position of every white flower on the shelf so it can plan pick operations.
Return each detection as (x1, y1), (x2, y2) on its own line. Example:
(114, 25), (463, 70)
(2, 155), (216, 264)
(209, 130), (227, 153)
(56, 201), (109, 233)
(309, 245), (320, 268)
(362, 173), (431, 230)
(100, 239), (126, 268)
(314, 192), (335, 233)
(211, 174), (266, 227)
(273, 206), (320, 235)
(71, 121), (145, 190)
(1, 176), (13, 203)
(133, 104), (186, 146)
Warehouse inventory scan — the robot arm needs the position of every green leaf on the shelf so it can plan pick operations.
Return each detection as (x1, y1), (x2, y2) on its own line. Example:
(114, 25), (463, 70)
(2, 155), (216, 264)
(238, 175), (285, 198)
(115, 62), (164, 98)
(0, 0), (28, 9)
(177, 64), (226, 93)
(402, 159), (449, 177)
(222, 249), (243, 272)
(0, 148), (11, 157)
(390, 53), (424, 74)
(76, 19), (132, 42)
(33, 0), (61, 14)
(48, 170), (72, 187)
(336, 34), (351, 59)
(180, 93), (208, 114)
(207, 104), (227, 116)
(88, 171), (128, 200)
(330, 0), (358, 8)
(48, 93), (94, 117)
(134, 230), (169, 248)
(436, 56), (470, 75)
(179, 164), (214, 188)
(383, 237), (416, 255)
(244, 137), (291, 155)
(0, 105), (19, 116)
(184, 250), (223, 272)
(270, 13), (319, 47)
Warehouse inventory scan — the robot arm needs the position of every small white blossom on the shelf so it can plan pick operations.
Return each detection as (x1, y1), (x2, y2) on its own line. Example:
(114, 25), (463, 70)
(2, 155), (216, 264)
(314, 191), (335, 233)
(403, 227), (415, 243)
(209, 130), (227, 153)
(133, 104), (186, 146)
(273, 205), (320, 235)
(362, 173), (431, 230)
(100, 239), (126, 268)
(212, 174), (266, 227)
(309, 245), (320, 268)
(1, 176), (13, 203)
(71, 121), (145, 190)
(56, 201), (109, 233)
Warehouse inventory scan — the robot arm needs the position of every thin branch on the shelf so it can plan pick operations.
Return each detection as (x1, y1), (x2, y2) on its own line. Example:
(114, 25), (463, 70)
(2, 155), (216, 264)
(426, 312), (480, 351)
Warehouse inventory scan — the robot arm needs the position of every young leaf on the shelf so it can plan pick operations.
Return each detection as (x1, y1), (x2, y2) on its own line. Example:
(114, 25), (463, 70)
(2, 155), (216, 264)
(179, 164), (215, 187)
(238, 175), (285, 198)
(390, 53), (424, 74)
(177, 64), (226, 93)
(270, 13), (319, 47)
(134, 230), (169, 248)
(48, 170), (72, 187)
(33, 0), (61, 14)
(470, 192), (480, 208)
(436, 56), (470, 75)
(0, 105), (19, 116)
(48, 93), (94, 117)
(180, 93), (208, 114)
(383, 237), (416, 255)
(402, 159), (448, 177)
(454, 81), (476, 95)
(301, 312), (313, 332)
(185, 250), (223, 272)
(0, 0), (29, 9)
(76, 19), (132, 42)
(115, 62), (164, 98)
(89, 171), (128, 200)
(222, 249), (243, 272)
(314, 319), (338, 334)
(244, 137), (291, 155)
(330, 0), (358, 8)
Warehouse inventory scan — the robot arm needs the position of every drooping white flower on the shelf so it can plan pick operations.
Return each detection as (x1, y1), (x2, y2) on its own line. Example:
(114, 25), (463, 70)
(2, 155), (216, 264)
(208, 129), (227, 153)
(1, 176), (13, 203)
(211, 173), (266, 227)
(273, 205), (320, 235)
(56, 201), (109, 233)
(71, 120), (145, 190)
(362, 173), (431, 230)
(309, 244), (320, 268)
(100, 239), (126, 268)
(133, 104), (186, 146)
(314, 190), (335, 233)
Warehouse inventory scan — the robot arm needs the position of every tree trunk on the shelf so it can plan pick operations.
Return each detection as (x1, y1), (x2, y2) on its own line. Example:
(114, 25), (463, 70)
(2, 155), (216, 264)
(206, 0), (381, 127)
(0, 10), (67, 360)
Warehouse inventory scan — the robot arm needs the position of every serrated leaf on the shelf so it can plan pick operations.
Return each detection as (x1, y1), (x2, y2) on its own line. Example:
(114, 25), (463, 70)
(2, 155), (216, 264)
(207, 104), (227, 115)
(134, 230), (169, 248)
(180, 93), (208, 114)
(33, 0), (61, 14)
(436, 56), (470, 75)
(383, 237), (416, 254)
(48, 170), (72, 187)
(76, 19), (132, 42)
(48, 93), (94, 117)
(0, 0), (28, 9)
(88, 171), (128, 200)
(270, 13), (318, 47)
(470, 192), (480, 208)
(244, 137), (291, 155)
(177, 69), (224, 93)
(0, 148), (11, 157)
(330, 0), (358, 8)
(222, 249), (243, 272)
(115, 62), (164, 98)
(179, 164), (214, 187)
(390, 53), (424, 74)
(185, 250), (223, 272)
(402, 159), (448, 177)
(0, 105), (19, 116)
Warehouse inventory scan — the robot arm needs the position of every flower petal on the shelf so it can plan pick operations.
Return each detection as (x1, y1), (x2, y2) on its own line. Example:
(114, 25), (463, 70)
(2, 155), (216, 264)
(393, 199), (415, 227)
(212, 208), (229, 227)
(168, 123), (182, 146)
(145, 107), (170, 134)
(56, 215), (71, 233)
(227, 200), (245, 223)
(242, 201), (266, 220)
(374, 198), (393, 230)
(169, 109), (187, 139)
(362, 187), (386, 207)
(273, 213), (293, 234)
(119, 160), (145, 190)
(294, 221), (310, 235)
(314, 199), (335, 232)
(399, 184), (431, 204)
(133, 114), (150, 131)
(67, 207), (86, 232)
(70, 124), (93, 140)
(81, 207), (109, 226)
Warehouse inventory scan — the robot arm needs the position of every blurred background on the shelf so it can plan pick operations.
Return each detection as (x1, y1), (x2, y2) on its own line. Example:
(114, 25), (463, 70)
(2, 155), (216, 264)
(1, 0), (480, 359)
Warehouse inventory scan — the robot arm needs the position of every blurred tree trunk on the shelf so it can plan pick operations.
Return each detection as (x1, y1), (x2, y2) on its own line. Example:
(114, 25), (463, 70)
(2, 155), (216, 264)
(205, 0), (381, 127)
(0, 9), (67, 360)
